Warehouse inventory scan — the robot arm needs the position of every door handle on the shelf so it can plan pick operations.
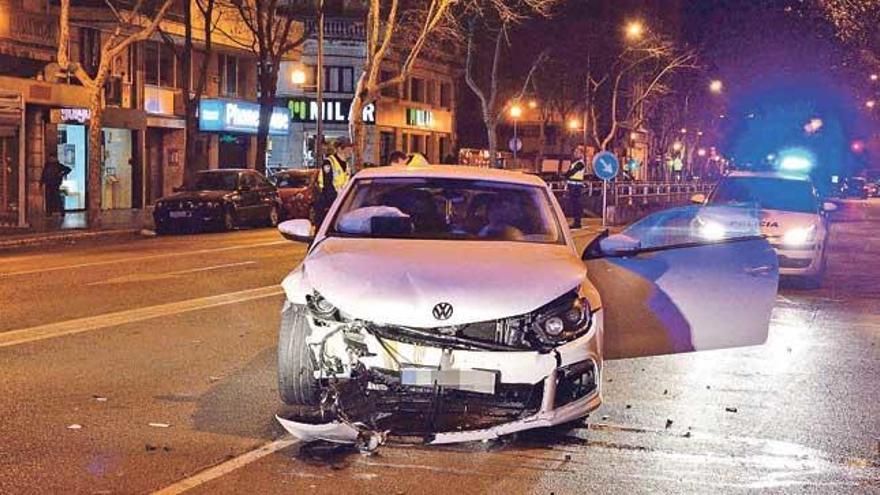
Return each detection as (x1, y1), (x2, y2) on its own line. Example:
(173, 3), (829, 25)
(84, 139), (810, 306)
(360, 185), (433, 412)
(745, 265), (773, 276)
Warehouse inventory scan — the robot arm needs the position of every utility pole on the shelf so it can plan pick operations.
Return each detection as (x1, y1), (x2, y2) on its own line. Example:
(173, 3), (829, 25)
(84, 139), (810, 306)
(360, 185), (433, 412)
(315, 0), (325, 166)
(583, 53), (591, 155)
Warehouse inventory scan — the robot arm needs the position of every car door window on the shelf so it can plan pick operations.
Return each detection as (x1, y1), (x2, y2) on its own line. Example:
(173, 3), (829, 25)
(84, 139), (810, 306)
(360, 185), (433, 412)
(239, 173), (256, 190)
(254, 173), (273, 190)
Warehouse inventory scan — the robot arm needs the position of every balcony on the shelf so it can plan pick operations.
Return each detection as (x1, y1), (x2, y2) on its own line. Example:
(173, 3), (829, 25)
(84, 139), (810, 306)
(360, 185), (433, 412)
(303, 18), (365, 41)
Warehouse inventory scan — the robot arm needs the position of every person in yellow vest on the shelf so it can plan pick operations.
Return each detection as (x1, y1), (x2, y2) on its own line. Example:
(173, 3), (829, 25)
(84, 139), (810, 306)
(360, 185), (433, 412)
(314, 137), (353, 227)
(564, 145), (587, 228)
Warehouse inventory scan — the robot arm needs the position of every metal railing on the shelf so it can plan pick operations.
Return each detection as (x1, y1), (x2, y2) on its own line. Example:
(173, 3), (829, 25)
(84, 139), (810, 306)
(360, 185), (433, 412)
(550, 181), (715, 206)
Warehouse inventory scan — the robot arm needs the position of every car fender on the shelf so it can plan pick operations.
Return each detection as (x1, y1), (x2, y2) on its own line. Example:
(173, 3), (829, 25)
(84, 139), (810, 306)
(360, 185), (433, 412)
(281, 265), (312, 305)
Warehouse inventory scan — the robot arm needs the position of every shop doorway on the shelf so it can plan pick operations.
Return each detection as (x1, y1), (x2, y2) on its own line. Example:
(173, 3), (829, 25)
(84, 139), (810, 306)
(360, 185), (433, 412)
(57, 124), (87, 211)
(0, 130), (20, 224)
(57, 125), (134, 211)
(219, 134), (248, 168)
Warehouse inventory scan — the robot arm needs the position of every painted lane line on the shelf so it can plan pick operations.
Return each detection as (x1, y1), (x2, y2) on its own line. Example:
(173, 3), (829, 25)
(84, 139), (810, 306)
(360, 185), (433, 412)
(0, 240), (290, 278)
(84, 261), (259, 286)
(0, 285), (284, 349)
(151, 437), (299, 495)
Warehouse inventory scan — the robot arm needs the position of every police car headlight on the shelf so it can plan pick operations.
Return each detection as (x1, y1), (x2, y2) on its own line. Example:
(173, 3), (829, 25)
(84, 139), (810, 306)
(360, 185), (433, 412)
(695, 217), (727, 241)
(782, 225), (816, 246)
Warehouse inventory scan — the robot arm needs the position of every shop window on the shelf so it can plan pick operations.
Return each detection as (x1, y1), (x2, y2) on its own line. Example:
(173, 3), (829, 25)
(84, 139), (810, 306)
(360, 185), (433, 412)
(439, 136), (450, 161)
(440, 82), (452, 108)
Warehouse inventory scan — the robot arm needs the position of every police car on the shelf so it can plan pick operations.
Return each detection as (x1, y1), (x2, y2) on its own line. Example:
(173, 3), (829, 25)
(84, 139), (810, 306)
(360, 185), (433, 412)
(693, 171), (835, 287)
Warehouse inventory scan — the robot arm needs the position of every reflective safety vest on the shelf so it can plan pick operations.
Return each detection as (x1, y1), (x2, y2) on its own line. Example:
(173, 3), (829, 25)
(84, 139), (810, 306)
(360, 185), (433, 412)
(317, 154), (350, 193)
(568, 160), (586, 181)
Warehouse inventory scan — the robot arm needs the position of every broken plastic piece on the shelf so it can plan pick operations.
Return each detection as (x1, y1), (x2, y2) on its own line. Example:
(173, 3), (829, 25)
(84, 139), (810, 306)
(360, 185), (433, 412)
(148, 422), (171, 428)
(66, 424), (82, 430)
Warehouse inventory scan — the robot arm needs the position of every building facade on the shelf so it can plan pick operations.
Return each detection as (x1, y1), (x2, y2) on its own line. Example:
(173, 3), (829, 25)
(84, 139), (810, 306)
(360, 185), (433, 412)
(273, 16), (459, 171)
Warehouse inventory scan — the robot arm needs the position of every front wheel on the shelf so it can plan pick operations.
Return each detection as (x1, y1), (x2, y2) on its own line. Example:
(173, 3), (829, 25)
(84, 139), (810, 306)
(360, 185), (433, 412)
(278, 303), (320, 406)
(223, 210), (236, 231)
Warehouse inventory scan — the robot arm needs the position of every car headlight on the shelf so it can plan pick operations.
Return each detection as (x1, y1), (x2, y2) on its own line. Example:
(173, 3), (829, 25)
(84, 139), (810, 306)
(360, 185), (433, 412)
(696, 218), (727, 241)
(155, 201), (165, 210)
(531, 291), (591, 346)
(782, 225), (816, 246)
(307, 291), (338, 319)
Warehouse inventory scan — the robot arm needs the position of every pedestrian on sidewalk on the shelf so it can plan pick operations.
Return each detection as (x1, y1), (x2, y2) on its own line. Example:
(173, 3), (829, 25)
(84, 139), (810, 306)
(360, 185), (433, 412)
(40, 157), (71, 217)
(313, 137), (353, 228)
(564, 145), (587, 229)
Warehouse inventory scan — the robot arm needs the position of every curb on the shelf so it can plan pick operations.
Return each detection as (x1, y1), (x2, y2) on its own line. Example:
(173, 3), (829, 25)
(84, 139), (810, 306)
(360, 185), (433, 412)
(0, 229), (146, 252)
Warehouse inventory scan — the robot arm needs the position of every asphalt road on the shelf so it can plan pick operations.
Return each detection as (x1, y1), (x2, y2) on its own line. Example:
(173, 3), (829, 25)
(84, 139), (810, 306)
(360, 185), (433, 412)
(1, 203), (878, 494)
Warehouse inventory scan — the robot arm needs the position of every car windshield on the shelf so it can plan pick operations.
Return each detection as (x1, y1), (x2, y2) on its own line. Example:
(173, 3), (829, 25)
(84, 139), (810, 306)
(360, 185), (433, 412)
(328, 177), (564, 244)
(189, 172), (238, 191)
(276, 174), (311, 188)
(708, 177), (816, 213)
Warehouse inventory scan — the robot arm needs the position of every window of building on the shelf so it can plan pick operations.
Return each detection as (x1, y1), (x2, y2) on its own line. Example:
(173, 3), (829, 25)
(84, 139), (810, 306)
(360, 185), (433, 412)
(219, 53), (241, 96)
(425, 80), (435, 106)
(143, 41), (179, 88)
(80, 28), (101, 79)
(440, 82), (452, 108)
(439, 136), (451, 161)
(324, 66), (355, 93)
(409, 77), (424, 103)
(380, 70), (398, 98)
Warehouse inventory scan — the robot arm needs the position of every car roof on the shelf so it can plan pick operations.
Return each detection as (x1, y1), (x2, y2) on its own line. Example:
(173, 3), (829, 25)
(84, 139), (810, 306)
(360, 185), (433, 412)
(355, 164), (548, 187)
(724, 170), (812, 182)
(199, 169), (246, 174)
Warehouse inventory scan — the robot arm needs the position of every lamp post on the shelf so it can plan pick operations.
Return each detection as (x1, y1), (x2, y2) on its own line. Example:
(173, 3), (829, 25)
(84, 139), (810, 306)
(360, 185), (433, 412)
(509, 104), (522, 167)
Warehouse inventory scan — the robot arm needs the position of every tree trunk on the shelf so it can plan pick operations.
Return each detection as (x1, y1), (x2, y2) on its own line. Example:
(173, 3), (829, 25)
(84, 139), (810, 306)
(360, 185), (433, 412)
(349, 70), (368, 170)
(254, 65), (278, 174)
(486, 118), (499, 168)
(86, 90), (103, 228)
(536, 120), (547, 173)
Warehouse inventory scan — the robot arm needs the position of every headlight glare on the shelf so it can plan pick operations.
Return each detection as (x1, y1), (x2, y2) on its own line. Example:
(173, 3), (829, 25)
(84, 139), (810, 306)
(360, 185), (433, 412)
(782, 225), (815, 246)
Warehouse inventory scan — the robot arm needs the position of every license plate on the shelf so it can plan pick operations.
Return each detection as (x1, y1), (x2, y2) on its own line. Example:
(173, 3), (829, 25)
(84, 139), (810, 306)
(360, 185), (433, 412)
(400, 367), (497, 394)
(169, 211), (190, 218)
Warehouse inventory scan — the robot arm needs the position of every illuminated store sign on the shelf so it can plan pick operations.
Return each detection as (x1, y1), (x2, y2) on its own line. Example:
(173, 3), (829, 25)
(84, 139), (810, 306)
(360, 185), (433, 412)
(199, 99), (289, 135)
(406, 108), (434, 128)
(286, 98), (375, 125)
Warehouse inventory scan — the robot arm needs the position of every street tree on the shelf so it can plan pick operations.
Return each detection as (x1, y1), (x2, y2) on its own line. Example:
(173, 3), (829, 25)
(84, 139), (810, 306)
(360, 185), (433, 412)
(222, 0), (307, 172)
(348, 0), (456, 169)
(587, 34), (697, 152)
(462, 0), (555, 167)
(531, 55), (583, 162)
(821, 0), (880, 67)
(56, 0), (175, 226)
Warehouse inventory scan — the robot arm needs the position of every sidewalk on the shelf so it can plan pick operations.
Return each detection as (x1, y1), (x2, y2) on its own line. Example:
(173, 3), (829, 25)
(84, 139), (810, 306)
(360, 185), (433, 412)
(0, 209), (153, 252)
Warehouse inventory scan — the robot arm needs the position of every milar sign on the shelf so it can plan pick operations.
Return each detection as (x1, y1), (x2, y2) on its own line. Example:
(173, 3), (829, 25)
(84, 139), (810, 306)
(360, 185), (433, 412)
(286, 98), (375, 125)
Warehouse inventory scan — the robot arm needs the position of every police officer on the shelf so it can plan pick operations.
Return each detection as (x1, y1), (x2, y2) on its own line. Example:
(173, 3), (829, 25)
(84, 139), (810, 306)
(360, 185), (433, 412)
(564, 145), (587, 228)
(314, 137), (353, 227)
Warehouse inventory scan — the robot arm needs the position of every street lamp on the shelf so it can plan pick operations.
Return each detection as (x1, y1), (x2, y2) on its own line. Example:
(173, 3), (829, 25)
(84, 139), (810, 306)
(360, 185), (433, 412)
(672, 141), (683, 152)
(568, 118), (580, 130)
(509, 104), (523, 167)
(867, 100), (876, 109)
(528, 99), (538, 109)
(871, 74), (878, 82)
(709, 79), (723, 94)
(291, 68), (307, 85)
(625, 21), (645, 40)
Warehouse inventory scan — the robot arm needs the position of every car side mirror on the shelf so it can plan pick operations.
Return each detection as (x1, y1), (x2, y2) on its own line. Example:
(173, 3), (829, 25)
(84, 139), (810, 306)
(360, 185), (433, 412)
(690, 193), (706, 204)
(278, 219), (314, 243)
(599, 234), (641, 256)
(822, 201), (838, 212)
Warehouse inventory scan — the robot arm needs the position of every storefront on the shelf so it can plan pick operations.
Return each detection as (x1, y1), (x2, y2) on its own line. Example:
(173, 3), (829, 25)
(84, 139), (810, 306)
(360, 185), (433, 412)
(50, 107), (145, 211)
(198, 99), (289, 170)
(376, 103), (455, 165)
(145, 85), (185, 201)
(0, 90), (24, 227)
(281, 97), (376, 170)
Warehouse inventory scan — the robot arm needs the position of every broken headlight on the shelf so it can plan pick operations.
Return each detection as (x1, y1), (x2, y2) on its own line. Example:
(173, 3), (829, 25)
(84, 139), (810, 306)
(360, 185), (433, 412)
(530, 291), (591, 346)
(306, 291), (338, 319)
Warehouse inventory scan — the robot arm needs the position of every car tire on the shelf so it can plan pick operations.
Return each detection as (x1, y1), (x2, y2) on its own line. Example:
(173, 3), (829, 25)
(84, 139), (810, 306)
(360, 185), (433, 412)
(278, 303), (320, 406)
(154, 222), (169, 235)
(267, 205), (280, 227)
(223, 210), (236, 231)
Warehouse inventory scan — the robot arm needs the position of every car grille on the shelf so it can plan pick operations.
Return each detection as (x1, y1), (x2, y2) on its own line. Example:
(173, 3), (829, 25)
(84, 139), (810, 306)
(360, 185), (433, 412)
(369, 316), (534, 352)
(778, 255), (812, 268)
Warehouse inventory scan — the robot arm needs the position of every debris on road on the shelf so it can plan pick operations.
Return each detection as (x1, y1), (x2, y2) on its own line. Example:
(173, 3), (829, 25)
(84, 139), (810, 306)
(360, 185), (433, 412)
(665, 419), (674, 429)
(66, 424), (82, 430)
(208, 376), (222, 382)
(663, 389), (668, 395)
(725, 407), (738, 413)
(683, 431), (692, 438)
(92, 395), (108, 402)
(148, 422), (171, 428)
(145, 444), (157, 452)
(625, 404), (632, 409)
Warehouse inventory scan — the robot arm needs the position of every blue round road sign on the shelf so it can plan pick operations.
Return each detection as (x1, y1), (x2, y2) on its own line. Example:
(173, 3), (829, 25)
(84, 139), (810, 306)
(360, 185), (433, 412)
(593, 151), (620, 181)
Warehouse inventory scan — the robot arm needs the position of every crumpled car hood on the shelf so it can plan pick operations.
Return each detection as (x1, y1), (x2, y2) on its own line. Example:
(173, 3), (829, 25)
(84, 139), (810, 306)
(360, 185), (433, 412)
(304, 237), (585, 328)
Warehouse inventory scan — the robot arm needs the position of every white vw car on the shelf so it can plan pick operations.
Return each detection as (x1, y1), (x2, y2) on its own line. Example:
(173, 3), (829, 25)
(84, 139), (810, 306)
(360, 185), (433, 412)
(275, 165), (778, 446)
(693, 171), (835, 287)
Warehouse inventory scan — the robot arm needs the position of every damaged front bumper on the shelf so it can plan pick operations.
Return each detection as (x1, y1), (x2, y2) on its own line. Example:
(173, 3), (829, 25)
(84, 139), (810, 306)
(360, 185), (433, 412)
(277, 306), (604, 445)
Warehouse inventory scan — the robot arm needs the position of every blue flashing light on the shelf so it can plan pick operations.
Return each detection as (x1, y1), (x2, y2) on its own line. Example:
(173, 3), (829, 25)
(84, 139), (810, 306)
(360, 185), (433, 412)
(775, 148), (815, 173)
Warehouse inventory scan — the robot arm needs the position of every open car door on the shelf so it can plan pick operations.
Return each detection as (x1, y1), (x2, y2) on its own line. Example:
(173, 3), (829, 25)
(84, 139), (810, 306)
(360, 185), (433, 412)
(583, 205), (778, 360)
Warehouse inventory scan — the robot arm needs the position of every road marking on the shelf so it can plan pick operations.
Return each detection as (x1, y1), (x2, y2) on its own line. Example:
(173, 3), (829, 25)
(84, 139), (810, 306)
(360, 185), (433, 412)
(0, 240), (289, 278)
(0, 285), (284, 348)
(84, 261), (258, 286)
(151, 437), (299, 495)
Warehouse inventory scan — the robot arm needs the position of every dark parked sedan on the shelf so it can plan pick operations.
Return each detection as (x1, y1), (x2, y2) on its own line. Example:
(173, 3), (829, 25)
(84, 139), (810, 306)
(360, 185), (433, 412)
(153, 169), (281, 234)
(273, 169), (317, 220)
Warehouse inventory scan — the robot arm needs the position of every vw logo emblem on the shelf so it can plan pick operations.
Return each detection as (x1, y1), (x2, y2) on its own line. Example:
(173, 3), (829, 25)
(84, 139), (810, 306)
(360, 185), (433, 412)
(432, 302), (453, 321)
